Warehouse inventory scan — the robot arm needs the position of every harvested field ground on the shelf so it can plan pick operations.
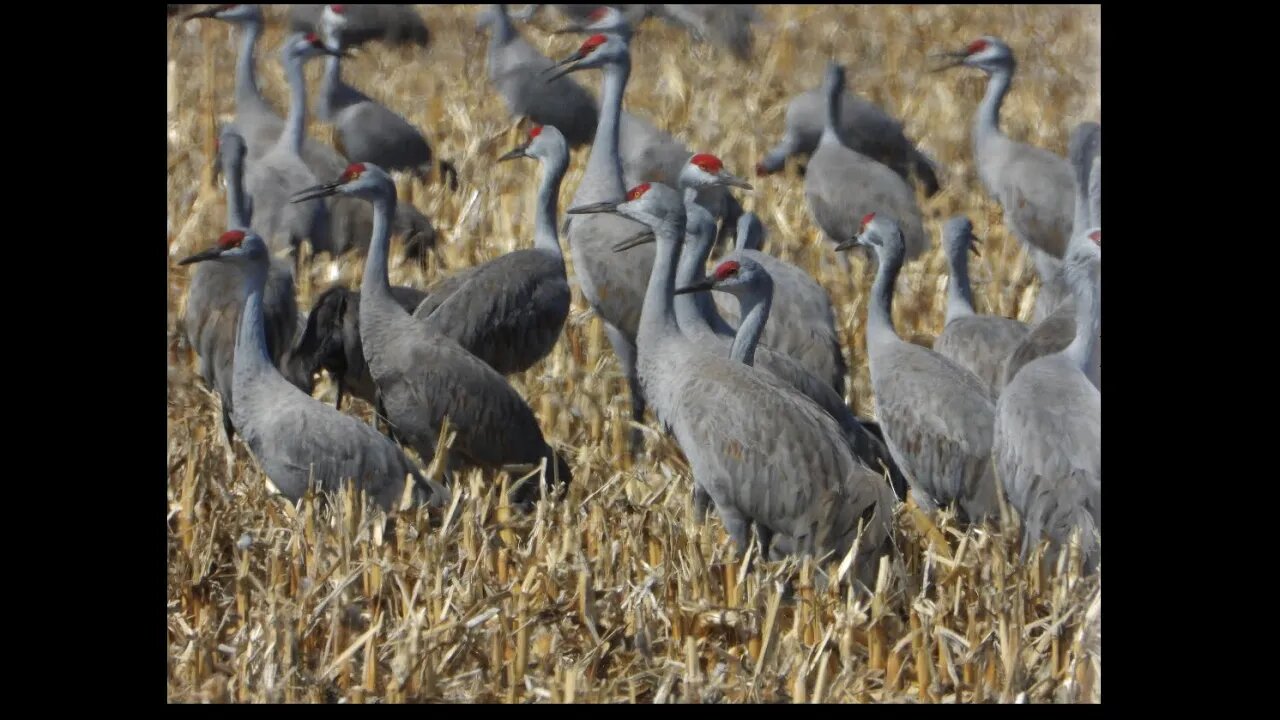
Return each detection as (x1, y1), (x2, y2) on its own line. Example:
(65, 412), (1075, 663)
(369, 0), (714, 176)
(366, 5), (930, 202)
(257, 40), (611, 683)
(166, 4), (1101, 703)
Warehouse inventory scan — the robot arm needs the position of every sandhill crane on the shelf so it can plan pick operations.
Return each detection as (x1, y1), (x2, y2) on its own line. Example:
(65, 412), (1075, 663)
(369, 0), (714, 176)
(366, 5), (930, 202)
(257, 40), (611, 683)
(478, 4), (600, 147)
(289, 3), (430, 48)
(805, 63), (927, 263)
(757, 75), (941, 198)
(183, 5), (438, 260)
(291, 163), (571, 506)
(672, 253), (909, 502)
(932, 36), (1077, 321)
(1003, 123), (1101, 390)
(408, 124), (572, 376)
(242, 32), (338, 257)
(994, 232), (1100, 572)
(317, 5), (458, 190)
(839, 213), (1000, 523)
(284, 284), (427, 412)
(718, 211), (847, 398)
(652, 5), (758, 61)
(179, 230), (449, 511)
(569, 182), (896, 575)
(932, 216), (1030, 394)
(184, 126), (301, 441)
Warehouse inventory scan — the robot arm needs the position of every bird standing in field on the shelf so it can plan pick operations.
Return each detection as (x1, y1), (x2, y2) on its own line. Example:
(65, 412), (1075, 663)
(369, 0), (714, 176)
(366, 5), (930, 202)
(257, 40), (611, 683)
(571, 182), (896, 576)
(994, 231), (1101, 572)
(291, 163), (572, 507)
(409, 124), (573, 376)
(179, 230), (449, 511)
(839, 213), (1000, 523)
(932, 216), (1030, 395)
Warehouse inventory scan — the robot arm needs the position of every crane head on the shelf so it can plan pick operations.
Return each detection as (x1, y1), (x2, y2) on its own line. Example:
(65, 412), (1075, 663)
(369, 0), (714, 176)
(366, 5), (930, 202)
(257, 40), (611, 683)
(681, 154), (754, 192)
(320, 4), (351, 44)
(674, 256), (771, 299)
(929, 36), (1012, 74)
(291, 162), (393, 204)
(178, 229), (268, 266)
(183, 4), (261, 24)
(837, 212), (906, 260)
(942, 216), (982, 258)
(544, 33), (625, 82)
(498, 124), (568, 164)
(570, 182), (684, 233)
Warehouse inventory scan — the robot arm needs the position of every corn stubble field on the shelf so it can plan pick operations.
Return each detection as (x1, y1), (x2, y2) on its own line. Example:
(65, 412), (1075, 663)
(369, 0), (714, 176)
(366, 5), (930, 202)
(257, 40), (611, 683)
(166, 4), (1101, 704)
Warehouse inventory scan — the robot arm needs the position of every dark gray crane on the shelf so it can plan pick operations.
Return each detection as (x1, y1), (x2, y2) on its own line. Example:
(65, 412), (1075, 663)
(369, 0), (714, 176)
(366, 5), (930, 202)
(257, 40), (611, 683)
(289, 4), (430, 48)
(408, 124), (572, 376)
(839, 213), (1000, 523)
(317, 4), (458, 190)
(757, 73), (941, 197)
(569, 182), (896, 577)
(932, 216), (1030, 395)
(805, 63), (928, 263)
(179, 230), (449, 511)
(183, 126), (301, 442)
(994, 232), (1101, 572)
(291, 163), (572, 507)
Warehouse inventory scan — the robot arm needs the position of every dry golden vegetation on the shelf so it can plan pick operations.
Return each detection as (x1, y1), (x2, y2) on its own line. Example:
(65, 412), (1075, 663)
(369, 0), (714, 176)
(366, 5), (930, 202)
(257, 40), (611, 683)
(166, 4), (1101, 703)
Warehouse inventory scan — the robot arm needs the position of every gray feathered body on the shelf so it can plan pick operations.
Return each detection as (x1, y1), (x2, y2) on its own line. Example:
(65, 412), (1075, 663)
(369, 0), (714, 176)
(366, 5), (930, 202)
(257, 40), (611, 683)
(485, 29), (599, 147)
(934, 315), (1029, 395)
(977, 133), (1075, 262)
(411, 249), (571, 375)
(289, 4), (430, 47)
(806, 137), (928, 260)
(655, 5), (757, 60)
(244, 146), (332, 255)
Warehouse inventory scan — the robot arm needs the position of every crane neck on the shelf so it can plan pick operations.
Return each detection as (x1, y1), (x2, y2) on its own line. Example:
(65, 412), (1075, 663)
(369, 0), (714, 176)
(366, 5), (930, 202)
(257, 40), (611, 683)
(638, 214), (684, 347)
(974, 65), (1013, 158)
(1063, 255), (1100, 374)
(728, 279), (773, 367)
(577, 56), (631, 204)
(867, 244), (904, 348)
(1070, 135), (1097, 237)
(489, 6), (517, 46)
(224, 150), (250, 228)
(280, 52), (309, 156)
(821, 82), (843, 147)
(533, 150), (568, 258)
(944, 246), (976, 323)
(1088, 158), (1101, 228)
(233, 257), (277, 385)
(676, 196), (735, 337)
(359, 190), (398, 305)
(235, 18), (268, 113)
(318, 39), (344, 122)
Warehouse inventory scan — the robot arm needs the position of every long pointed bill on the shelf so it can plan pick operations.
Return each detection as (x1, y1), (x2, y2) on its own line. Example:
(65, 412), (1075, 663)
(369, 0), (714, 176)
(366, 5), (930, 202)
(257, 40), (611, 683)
(290, 181), (343, 204)
(969, 236), (982, 257)
(543, 53), (584, 82)
(714, 172), (754, 190)
(498, 145), (529, 163)
(177, 247), (226, 266)
(567, 200), (619, 215)
(835, 233), (866, 252)
(613, 229), (655, 252)
(674, 277), (718, 295)
(927, 51), (969, 72)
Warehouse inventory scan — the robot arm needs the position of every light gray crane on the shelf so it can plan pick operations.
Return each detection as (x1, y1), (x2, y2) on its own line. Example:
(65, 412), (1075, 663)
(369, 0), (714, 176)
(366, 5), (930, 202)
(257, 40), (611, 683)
(994, 232), (1100, 572)
(757, 77), (941, 198)
(284, 284), (428, 412)
(183, 126), (301, 442)
(183, 5), (438, 260)
(652, 5), (758, 61)
(317, 5), (458, 190)
(932, 36), (1077, 321)
(569, 182), (896, 574)
(179, 230), (449, 511)
(838, 213), (1000, 523)
(408, 124), (572, 376)
(805, 62), (927, 263)
(241, 32), (338, 257)
(291, 163), (572, 507)
(932, 216), (1030, 395)
(671, 253), (909, 503)
(1003, 123), (1102, 390)
(289, 4), (430, 48)
(718, 211), (847, 398)
(477, 4), (601, 148)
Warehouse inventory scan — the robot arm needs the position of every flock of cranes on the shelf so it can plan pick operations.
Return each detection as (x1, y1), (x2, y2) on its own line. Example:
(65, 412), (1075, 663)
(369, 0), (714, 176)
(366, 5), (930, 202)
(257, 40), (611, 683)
(172, 5), (1101, 582)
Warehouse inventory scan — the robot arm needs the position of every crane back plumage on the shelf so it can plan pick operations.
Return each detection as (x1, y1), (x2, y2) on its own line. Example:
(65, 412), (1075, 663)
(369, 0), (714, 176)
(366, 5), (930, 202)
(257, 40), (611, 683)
(289, 4), (431, 48)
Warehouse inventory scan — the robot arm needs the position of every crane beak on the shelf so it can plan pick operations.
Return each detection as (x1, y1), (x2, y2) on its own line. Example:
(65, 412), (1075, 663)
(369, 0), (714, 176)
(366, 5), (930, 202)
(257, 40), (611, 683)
(613, 229), (655, 252)
(543, 53), (585, 82)
(290, 181), (343, 203)
(674, 277), (717, 295)
(177, 246), (226, 266)
(714, 172), (754, 191)
(567, 200), (619, 215)
(835, 232), (865, 252)
(927, 51), (969, 73)
(498, 145), (529, 163)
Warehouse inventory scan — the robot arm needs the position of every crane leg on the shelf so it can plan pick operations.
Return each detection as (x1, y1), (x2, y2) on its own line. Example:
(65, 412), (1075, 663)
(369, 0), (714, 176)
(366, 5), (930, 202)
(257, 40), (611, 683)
(334, 377), (344, 411)
(692, 485), (711, 520)
(220, 404), (236, 444)
(714, 503), (753, 557)
(603, 321), (646, 457)
(438, 159), (460, 193)
(753, 523), (775, 566)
